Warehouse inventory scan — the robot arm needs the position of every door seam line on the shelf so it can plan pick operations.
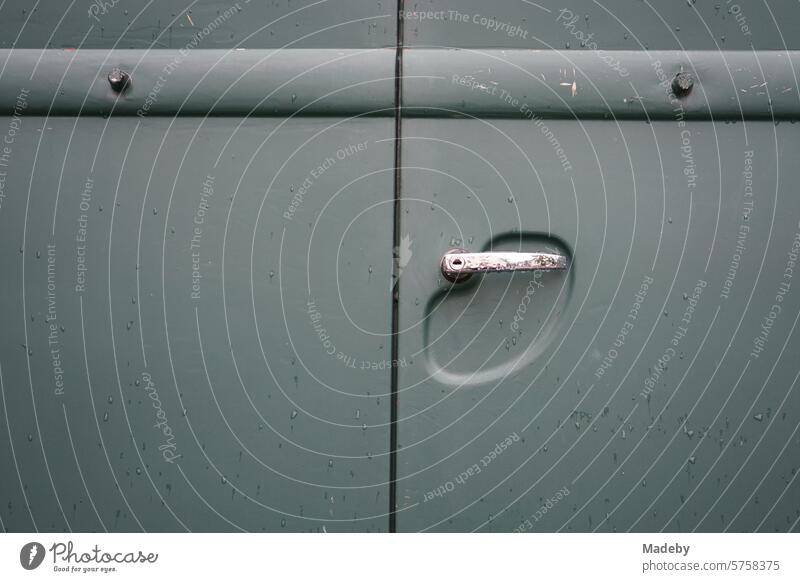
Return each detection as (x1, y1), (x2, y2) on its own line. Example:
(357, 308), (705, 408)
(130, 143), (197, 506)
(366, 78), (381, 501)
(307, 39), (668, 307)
(389, 0), (404, 534)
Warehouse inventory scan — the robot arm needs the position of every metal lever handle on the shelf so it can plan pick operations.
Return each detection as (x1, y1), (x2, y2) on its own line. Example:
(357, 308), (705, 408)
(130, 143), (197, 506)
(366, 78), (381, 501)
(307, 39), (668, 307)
(441, 248), (568, 283)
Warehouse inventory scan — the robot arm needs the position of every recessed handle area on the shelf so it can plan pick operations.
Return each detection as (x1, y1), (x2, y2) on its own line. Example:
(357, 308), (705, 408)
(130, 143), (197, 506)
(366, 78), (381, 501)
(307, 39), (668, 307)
(441, 248), (569, 283)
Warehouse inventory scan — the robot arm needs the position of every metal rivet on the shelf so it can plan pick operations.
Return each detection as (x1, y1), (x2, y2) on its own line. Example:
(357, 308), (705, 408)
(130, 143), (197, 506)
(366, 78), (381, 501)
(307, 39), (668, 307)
(672, 72), (693, 97)
(108, 68), (131, 93)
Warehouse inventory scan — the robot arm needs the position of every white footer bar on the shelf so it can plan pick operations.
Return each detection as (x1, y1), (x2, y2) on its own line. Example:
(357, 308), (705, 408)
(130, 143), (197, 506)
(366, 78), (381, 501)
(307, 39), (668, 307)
(1, 533), (797, 581)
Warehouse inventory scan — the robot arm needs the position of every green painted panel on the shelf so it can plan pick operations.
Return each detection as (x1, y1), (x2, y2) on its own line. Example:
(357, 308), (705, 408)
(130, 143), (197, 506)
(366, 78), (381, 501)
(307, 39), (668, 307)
(403, 49), (800, 120)
(0, 0), (395, 49)
(0, 49), (395, 117)
(395, 117), (800, 532)
(403, 0), (800, 50)
(0, 115), (394, 531)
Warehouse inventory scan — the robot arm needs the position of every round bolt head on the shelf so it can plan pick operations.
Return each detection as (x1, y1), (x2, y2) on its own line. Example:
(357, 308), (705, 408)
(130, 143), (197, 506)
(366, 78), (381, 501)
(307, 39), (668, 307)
(108, 68), (130, 93)
(672, 72), (693, 97)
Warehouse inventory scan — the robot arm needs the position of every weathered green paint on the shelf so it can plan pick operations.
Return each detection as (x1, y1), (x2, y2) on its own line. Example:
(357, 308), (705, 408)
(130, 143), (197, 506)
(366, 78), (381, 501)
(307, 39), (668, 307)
(0, 1), (398, 533)
(393, 0), (800, 533)
(403, 0), (800, 51)
(0, 114), (394, 533)
(0, 0), (395, 50)
(395, 118), (800, 532)
(2, 0), (800, 535)
(3, 48), (800, 120)
(0, 49), (395, 117)
(404, 50), (800, 120)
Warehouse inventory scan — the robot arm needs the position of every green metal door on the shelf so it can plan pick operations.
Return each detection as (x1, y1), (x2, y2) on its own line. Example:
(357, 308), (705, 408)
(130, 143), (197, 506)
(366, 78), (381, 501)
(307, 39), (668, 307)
(0, 1), (396, 532)
(3, 0), (800, 535)
(394, 1), (800, 532)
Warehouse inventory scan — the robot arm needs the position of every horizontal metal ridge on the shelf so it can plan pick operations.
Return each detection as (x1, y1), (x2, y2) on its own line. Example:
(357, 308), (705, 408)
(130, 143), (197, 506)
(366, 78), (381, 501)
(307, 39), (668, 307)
(1, 49), (798, 119)
(0, 49), (395, 117)
(403, 49), (800, 120)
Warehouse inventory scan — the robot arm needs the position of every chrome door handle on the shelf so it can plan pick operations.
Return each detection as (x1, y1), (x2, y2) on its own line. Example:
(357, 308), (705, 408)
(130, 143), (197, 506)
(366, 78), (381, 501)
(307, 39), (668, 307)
(441, 248), (568, 283)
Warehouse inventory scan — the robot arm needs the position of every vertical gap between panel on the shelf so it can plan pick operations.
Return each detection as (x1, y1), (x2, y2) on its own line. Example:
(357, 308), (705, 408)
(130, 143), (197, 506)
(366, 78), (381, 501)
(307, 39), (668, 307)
(389, 0), (404, 534)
